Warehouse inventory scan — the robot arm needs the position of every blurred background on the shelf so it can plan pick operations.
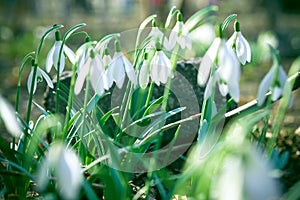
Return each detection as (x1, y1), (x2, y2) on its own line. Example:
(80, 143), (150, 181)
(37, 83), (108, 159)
(0, 0), (299, 125)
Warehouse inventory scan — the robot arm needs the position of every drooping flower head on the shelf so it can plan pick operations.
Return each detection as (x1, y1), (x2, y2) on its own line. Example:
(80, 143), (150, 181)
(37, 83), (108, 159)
(46, 30), (76, 73)
(37, 143), (83, 200)
(110, 40), (137, 88)
(256, 65), (288, 106)
(165, 12), (192, 51)
(146, 19), (164, 49)
(198, 25), (241, 102)
(75, 48), (106, 95)
(227, 21), (251, 65)
(27, 60), (54, 94)
(150, 42), (173, 86)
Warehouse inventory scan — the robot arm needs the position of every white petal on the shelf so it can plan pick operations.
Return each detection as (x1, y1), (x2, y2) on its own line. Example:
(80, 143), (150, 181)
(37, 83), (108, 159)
(0, 96), (21, 137)
(204, 77), (213, 100)
(218, 82), (229, 97)
(103, 67), (113, 90)
(46, 44), (55, 73)
(38, 67), (54, 89)
(218, 40), (240, 82)
(63, 45), (76, 64)
(197, 38), (221, 86)
(236, 32), (248, 65)
(74, 58), (91, 94)
(111, 53), (125, 88)
(77, 50), (88, 73)
(150, 53), (161, 86)
(90, 59), (105, 95)
(257, 68), (274, 106)
(57, 149), (83, 200)
(123, 56), (137, 86)
(27, 68), (37, 94)
(158, 51), (171, 84)
(53, 41), (65, 73)
(226, 32), (237, 49)
(36, 159), (50, 191)
(139, 62), (149, 89)
(228, 81), (240, 102)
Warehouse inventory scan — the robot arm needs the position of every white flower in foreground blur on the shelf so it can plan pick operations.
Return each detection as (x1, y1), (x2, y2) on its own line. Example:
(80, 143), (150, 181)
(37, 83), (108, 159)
(150, 49), (173, 86)
(215, 149), (280, 200)
(0, 96), (21, 137)
(27, 66), (54, 94)
(198, 35), (241, 102)
(110, 40), (137, 88)
(227, 21), (251, 65)
(166, 13), (192, 51)
(46, 31), (76, 73)
(75, 49), (106, 95)
(37, 144), (83, 200)
(256, 65), (288, 106)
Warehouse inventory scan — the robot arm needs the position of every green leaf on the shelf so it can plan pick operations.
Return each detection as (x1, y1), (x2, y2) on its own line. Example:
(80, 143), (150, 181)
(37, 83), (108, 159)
(221, 14), (237, 31)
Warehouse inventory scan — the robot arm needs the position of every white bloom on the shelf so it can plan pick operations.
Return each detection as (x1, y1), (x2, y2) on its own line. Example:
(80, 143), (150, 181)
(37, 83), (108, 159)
(110, 52), (137, 88)
(216, 156), (244, 200)
(37, 144), (83, 200)
(147, 26), (164, 48)
(198, 38), (241, 102)
(75, 51), (106, 95)
(227, 32), (251, 65)
(27, 66), (54, 94)
(0, 96), (21, 137)
(166, 21), (192, 51)
(46, 41), (76, 73)
(139, 59), (150, 89)
(197, 37), (221, 86)
(257, 65), (288, 106)
(150, 50), (173, 86)
(244, 148), (280, 200)
(102, 52), (113, 90)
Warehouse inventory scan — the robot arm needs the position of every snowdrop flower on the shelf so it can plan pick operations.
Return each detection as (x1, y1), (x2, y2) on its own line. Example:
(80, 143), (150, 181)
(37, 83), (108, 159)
(37, 143), (83, 200)
(146, 19), (164, 48)
(139, 52), (150, 89)
(75, 49), (106, 95)
(227, 21), (251, 65)
(165, 13), (192, 51)
(27, 65), (54, 94)
(150, 45), (173, 86)
(110, 40), (137, 88)
(256, 65), (288, 106)
(46, 31), (76, 73)
(198, 31), (241, 102)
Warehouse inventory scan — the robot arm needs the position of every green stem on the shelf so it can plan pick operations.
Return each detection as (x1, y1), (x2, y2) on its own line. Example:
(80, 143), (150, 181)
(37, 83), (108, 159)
(161, 45), (180, 110)
(79, 71), (91, 164)
(23, 62), (38, 154)
(34, 24), (63, 65)
(63, 62), (77, 138)
(15, 52), (35, 112)
(56, 23), (86, 114)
